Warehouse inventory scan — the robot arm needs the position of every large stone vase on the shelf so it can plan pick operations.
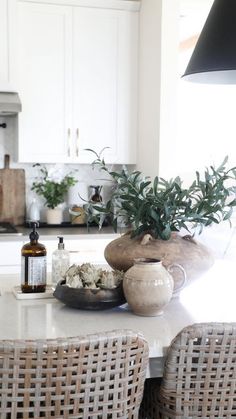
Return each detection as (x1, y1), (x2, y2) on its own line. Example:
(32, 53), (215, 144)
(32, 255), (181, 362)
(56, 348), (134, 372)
(104, 232), (214, 291)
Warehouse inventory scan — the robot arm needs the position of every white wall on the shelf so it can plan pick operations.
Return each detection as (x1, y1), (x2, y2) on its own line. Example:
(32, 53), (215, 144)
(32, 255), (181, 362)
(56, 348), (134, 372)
(137, 0), (179, 180)
(137, 0), (162, 178)
(137, 0), (236, 186)
(178, 0), (236, 184)
(167, 0), (236, 256)
(159, 0), (179, 180)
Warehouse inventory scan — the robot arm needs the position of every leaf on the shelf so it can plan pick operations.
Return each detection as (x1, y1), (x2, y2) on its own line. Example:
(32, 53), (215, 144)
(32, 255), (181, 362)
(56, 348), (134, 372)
(228, 199), (236, 207)
(223, 208), (233, 221)
(206, 215), (221, 224)
(153, 176), (159, 195)
(92, 205), (108, 213)
(217, 155), (228, 171)
(160, 225), (171, 240)
(130, 224), (148, 238)
(139, 181), (152, 195)
(196, 171), (200, 184)
(112, 218), (118, 233)
(84, 148), (100, 158)
(150, 209), (160, 223)
(79, 150), (236, 238)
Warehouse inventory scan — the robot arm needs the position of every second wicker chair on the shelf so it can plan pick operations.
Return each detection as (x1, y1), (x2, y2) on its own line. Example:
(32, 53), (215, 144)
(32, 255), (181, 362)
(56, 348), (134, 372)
(139, 322), (236, 418)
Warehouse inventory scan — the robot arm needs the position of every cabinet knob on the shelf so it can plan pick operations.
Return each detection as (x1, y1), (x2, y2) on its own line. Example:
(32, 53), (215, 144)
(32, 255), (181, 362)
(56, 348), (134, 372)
(76, 128), (79, 157)
(67, 128), (71, 157)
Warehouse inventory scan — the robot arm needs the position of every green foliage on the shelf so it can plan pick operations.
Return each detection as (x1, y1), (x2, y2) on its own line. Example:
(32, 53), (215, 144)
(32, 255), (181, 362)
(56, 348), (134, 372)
(31, 164), (77, 209)
(87, 150), (236, 240)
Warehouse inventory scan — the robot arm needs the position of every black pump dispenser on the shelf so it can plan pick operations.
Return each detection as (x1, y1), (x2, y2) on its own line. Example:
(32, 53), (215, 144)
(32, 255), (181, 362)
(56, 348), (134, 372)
(57, 236), (65, 250)
(29, 222), (39, 242)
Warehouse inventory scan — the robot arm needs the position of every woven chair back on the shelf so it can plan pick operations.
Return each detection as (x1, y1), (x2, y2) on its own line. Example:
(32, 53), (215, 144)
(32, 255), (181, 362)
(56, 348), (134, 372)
(158, 322), (236, 418)
(0, 329), (149, 419)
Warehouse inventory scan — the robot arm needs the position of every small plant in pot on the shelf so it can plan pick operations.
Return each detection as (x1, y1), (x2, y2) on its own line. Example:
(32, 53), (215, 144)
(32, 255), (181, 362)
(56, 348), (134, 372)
(86, 149), (236, 288)
(31, 164), (77, 224)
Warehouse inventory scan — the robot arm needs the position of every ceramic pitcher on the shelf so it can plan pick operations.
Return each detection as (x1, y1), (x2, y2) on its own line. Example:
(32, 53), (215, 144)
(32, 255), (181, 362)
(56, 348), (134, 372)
(123, 258), (186, 317)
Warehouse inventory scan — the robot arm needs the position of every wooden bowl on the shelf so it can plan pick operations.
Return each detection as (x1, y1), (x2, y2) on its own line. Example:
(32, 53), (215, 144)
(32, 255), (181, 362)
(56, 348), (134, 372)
(53, 279), (126, 310)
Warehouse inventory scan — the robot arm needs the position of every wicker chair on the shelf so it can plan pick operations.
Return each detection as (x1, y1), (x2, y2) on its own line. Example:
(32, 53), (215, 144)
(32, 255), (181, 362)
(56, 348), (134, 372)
(139, 322), (236, 418)
(0, 329), (149, 419)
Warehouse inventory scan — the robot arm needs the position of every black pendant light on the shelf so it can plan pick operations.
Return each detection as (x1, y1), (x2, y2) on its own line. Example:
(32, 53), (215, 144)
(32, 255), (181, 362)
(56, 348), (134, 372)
(182, 0), (236, 84)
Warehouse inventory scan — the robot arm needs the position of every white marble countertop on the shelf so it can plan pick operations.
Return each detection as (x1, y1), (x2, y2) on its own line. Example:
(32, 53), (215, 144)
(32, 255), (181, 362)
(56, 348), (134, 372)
(1, 259), (236, 377)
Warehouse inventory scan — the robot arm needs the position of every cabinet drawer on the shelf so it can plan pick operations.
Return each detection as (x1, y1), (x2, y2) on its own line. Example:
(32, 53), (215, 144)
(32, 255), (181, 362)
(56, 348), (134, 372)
(0, 241), (23, 273)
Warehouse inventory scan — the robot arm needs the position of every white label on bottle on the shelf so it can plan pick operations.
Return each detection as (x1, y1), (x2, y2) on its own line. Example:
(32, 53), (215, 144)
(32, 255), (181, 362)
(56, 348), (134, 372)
(21, 256), (47, 286)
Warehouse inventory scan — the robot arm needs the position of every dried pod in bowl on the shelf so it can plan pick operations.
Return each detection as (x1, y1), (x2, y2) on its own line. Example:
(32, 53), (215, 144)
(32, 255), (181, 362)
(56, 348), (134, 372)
(54, 263), (126, 309)
(100, 269), (124, 289)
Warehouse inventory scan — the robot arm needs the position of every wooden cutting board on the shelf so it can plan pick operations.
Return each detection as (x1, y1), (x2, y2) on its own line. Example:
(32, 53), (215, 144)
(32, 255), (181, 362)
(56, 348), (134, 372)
(0, 155), (26, 225)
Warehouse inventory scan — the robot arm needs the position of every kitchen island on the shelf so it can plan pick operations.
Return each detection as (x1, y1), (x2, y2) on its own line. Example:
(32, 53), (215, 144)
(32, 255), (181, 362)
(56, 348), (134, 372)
(1, 259), (236, 378)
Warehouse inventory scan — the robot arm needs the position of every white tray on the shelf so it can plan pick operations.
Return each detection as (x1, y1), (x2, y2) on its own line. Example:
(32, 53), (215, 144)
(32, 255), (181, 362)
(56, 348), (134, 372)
(12, 286), (54, 300)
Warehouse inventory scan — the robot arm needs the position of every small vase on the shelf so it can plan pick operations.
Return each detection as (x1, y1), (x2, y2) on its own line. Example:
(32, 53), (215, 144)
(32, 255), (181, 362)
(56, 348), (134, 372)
(46, 207), (63, 225)
(69, 205), (86, 225)
(28, 198), (40, 221)
(123, 258), (186, 317)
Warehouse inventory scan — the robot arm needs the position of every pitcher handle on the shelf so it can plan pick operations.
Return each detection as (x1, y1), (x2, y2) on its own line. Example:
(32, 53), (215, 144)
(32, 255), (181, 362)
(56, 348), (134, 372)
(167, 263), (187, 295)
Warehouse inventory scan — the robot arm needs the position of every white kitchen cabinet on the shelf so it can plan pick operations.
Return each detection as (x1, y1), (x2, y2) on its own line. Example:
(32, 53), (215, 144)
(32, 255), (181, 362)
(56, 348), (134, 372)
(0, 233), (119, 275)
(43, 235), (119, 271)
(0, 240), (24, 274)
(0, 0), (17, 92)
(17, 2), (72, 162)
(17, 0), (139, 164)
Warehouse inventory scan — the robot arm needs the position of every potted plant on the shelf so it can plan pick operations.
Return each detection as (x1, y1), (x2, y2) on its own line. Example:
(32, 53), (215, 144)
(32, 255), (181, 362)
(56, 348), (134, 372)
(87, 149), (236, 287)
(31, 164), (77, 224)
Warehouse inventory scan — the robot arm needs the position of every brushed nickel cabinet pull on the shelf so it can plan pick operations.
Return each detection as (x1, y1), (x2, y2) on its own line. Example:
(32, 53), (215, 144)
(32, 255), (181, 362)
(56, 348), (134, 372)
(76, 128), (79, 157)
(67, 128), (71, 157)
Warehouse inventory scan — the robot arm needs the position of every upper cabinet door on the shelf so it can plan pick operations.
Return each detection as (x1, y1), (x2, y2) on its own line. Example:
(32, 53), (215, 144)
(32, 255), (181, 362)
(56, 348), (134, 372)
(72, 7), (138, 164)
(0, 0), (17, 91)
(72, 8), (119, 163)
(17, 1), (139, 164)
(17, 2), (72, 163)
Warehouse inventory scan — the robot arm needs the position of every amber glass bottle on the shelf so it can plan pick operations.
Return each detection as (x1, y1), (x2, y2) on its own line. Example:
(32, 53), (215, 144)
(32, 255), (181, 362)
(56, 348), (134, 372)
(21, 222), (47, 293)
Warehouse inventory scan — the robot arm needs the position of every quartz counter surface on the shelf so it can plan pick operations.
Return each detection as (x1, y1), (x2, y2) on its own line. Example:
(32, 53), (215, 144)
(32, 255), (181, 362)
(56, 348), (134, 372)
(1, 259), (236, 377)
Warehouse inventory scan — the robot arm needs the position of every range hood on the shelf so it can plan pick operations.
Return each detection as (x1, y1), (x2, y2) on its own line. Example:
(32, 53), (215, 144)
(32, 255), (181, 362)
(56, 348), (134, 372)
(0, 92), (22, 116)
